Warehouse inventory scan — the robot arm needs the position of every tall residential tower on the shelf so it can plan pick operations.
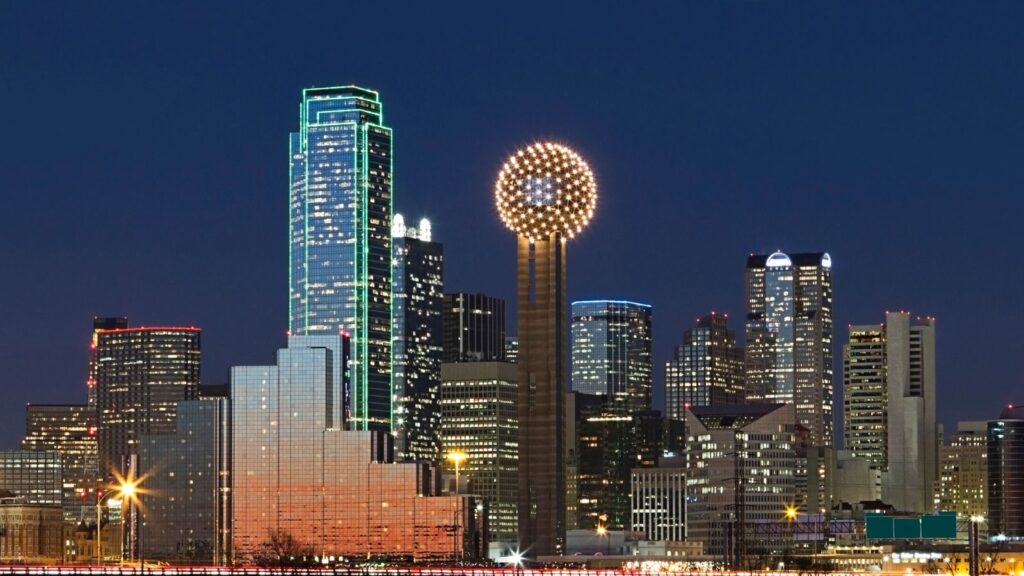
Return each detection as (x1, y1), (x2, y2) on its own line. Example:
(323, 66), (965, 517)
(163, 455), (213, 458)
(289, 85), (393, 431)
(745, 252), (833, 446)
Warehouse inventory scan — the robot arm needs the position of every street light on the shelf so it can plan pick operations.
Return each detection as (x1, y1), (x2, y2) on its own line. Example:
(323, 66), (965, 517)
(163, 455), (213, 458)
(94, 478), (140, 565)
(785, 505), (799, 520)
(446, 451), (468, 495)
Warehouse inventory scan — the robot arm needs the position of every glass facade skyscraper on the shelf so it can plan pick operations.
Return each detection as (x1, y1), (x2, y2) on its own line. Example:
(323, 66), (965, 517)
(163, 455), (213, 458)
(392, 214), (444, 462)
(22, 404), (98, 522)
(987, 405), (1024, 541)
(231, 336), (480, 562)
(571, 300), (653, 414)
(0, 450), (62, 507)
(93, 325), (201, 475)
(139, 398), (230, 564)
(665, 312), (745, 417)
(745, 252), (833, 446)
(289, 85), (393, 432)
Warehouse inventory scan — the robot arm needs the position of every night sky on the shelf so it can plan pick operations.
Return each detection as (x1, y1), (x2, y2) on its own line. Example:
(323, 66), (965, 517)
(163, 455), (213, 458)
(2, 2), (1022, 449)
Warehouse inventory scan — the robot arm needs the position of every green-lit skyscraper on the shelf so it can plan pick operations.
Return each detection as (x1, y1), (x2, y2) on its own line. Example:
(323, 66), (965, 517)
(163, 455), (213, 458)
(289, 85), (393, 431)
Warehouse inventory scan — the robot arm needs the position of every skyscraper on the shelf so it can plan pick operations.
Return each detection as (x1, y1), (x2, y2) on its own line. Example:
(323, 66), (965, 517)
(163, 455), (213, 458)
(685, 403), (797, 562)
(289, 85), (393, 432)
(23, 404), (98, 521)
(745, 252), (833, 446)
(571, 300), (653, 414)
(843, 311), (937, 513)
(987, 404), (1024, 542)
(665, 312), (745, 418)
(938, 421), (988, 531)
(87, 317), (128, 407)
(94, 325), (201, 475)
(139, 398), (230, 564)
(495, 142), (597, 556)
(231, 336), (479, 561)
(442, 293), (506, 363)
(439, 361), (519, 543)
(392, 214), (444, 462)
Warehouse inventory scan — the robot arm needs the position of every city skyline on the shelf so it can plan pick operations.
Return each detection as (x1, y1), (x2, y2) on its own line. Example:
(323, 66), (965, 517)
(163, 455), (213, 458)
(3, 3), (1024, 450)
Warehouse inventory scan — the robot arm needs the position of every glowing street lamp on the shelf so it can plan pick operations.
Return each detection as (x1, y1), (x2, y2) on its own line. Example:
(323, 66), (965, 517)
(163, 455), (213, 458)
(94, 478), (141, 565)
(447, 451), (468, 495)
(785, 505), (799, 520)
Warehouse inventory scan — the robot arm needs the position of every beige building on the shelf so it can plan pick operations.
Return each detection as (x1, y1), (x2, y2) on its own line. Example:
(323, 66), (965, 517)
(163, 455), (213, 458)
(844, 312), (937, 513)
(938, 421), (987, 527)
(685, 403), (796, 561)
(0, 501), (64, 563)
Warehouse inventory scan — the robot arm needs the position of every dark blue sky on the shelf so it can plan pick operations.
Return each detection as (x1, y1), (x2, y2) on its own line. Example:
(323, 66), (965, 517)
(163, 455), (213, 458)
(1, 2), (1022, 448)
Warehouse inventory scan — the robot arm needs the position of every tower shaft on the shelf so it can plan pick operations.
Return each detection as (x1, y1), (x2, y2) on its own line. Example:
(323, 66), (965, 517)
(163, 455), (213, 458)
(517, 233), (567, 556)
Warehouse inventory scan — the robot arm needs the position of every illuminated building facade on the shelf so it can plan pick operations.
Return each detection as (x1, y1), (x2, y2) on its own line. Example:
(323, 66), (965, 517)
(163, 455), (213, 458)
(575, 394), (661, 530)
(843, 311), (937, 513)
(665, 312), (744, 417)
(442, 293), (506, 363)
(631, 456), (687, 542)
(685, 404), (796, 561)
(495, 142), (597, 556)
(392, 215), (444, 462)
(504, 337), (518, 364)
(231, 336), (479, 561)
(0, 451), (62, 507)
(745, 252), (833, 446)
(139, 398), (230, 564)
(938, 421), (988, 530)
(571, 300), (653, 414)
(988, 405), (1024, 541)
(87, 317), (127, 407)
(22, 404), (98, 522)
(288, 85), (393, 432)
(93, 326), (201, 475)
(439, 361), (519, 542)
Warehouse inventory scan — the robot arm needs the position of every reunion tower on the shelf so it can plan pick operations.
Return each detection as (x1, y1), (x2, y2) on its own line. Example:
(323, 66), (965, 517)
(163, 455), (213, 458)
(495, 142), (597, 557)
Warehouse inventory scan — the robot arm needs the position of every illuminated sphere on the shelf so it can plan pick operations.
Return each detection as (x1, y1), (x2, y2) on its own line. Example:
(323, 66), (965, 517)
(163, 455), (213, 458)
(495, 142), (597, 239)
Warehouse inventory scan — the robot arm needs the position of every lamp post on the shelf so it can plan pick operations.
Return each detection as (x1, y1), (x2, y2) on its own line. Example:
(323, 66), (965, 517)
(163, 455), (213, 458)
(784, 505), (798, 563)
(596, 523), (610, 556)
(969, 515), (985, 576)
(93, 480), (137, 565)
(447, 451), (468, 495)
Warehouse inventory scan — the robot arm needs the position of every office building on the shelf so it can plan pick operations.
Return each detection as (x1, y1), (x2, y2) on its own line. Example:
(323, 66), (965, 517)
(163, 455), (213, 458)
(392, 214), (444, 462)
(988, 405), (1024, 541)
(442, 293), (506, 363)
(23, 404), (98, 522)
(843, 312), (937, 513)
(139, 398), (230, 564)
(0, 499), (64, 563)
(0, 451), (62, 507)
(288, 85), (393, 432)
(665, 312), (744, 418)
(231, 336), (479, 561)
(685, 403), (796, 561)
(504, 337), (518, 364)
(439, 361), (519, 542)
(745, 252), (833, 446)
(938, 421), (988, 532)
(571, 300), (653, 414)
(495, 143), (597, 556)
(631, 456), (687, 543)
(575, 394), (661, 531)
(87, 317), (128, 407)
(93, 325), (201, 475)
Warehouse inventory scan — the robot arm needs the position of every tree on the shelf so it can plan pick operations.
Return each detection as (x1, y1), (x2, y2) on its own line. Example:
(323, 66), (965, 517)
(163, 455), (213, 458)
(253, 529), (315, 566)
